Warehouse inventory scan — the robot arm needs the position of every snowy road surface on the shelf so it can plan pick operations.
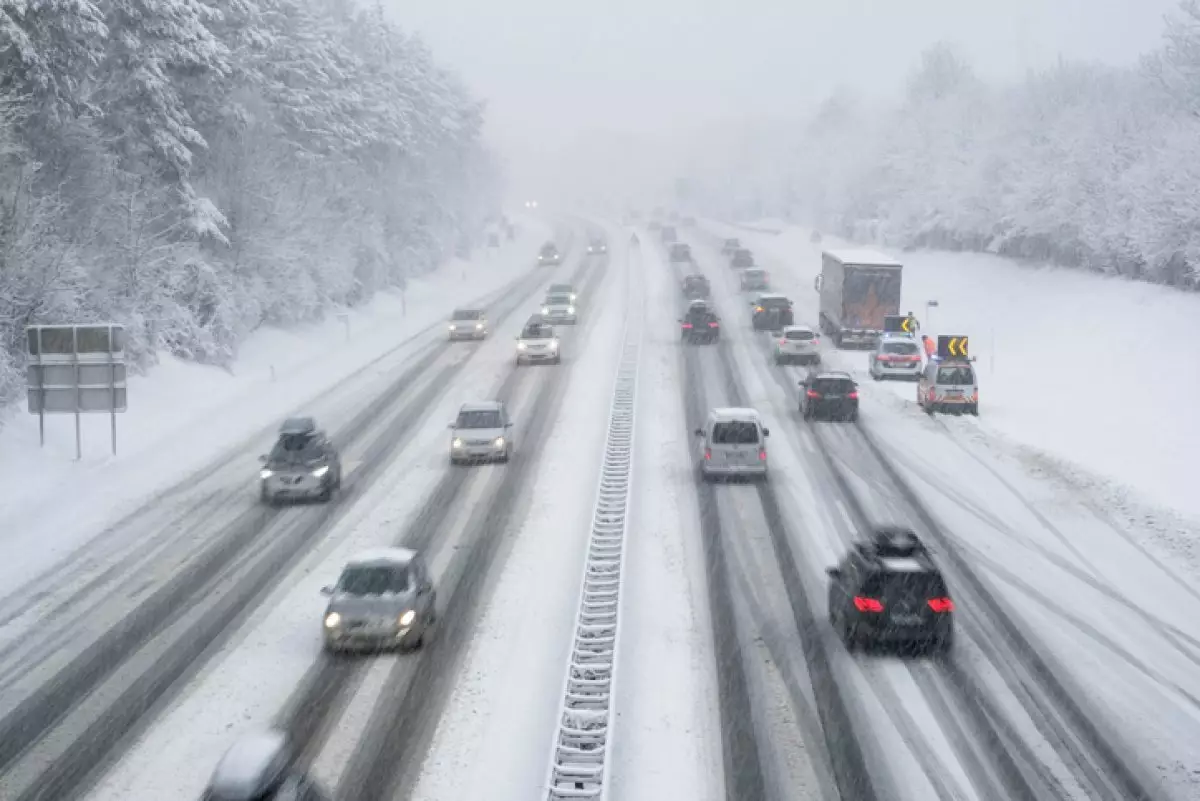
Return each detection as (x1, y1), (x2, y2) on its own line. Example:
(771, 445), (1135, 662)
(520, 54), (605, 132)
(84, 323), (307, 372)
(0, 214), (1193, 801)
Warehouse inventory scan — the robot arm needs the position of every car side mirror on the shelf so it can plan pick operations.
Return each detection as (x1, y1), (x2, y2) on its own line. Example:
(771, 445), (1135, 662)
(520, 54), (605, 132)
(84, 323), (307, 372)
(320, 585), (334, 596)
(825, 567), (841, 578)
(447, 423), (455, 429)
(762, 428), (770, 437)
(505, 422), (513, 428)
(693, 428), (704, 436)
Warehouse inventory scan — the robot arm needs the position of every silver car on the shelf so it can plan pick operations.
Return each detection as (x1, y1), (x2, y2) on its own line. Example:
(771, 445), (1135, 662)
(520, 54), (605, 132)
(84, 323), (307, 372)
(694, 407), (770, 481)
(869, 334), (923, 380)
(773, 325), (821, 365)
(259, 418), (342, 505)
(449, 401), (513, 463)
(541, 293), (577, 324)
(516, 321), (561, 365)
(448, 308), (489, 340)
(739, 267), (770, 291)
(321, 548), (436, 653)
(548, 283), (577, 302)
(205, 730), (330, 801)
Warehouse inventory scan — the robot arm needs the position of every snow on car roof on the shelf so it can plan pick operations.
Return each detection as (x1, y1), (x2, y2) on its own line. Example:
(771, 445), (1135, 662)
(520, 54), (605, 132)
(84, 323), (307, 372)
(210, 731), (288, 795)
(460, 401), (503, 412)
(347, 547), (416, 566)
(879, 557), (927, 572)
(711, 407), (762, 420)
(824, 248), (902, 267)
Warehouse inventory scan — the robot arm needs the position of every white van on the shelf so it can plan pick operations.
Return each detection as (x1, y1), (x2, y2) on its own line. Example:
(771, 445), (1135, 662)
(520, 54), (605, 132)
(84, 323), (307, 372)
(918, 359), (979, 415)
(694, 408), (770, 481)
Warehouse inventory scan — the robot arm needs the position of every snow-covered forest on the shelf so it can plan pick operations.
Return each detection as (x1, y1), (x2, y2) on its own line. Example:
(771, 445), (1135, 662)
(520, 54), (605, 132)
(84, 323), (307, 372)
(691, 2), (1200, 292)
(0, 0), (497, 407)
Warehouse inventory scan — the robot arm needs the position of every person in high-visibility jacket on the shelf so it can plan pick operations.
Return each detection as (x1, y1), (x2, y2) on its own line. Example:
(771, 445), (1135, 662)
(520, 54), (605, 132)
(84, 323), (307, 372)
(922, 334), (936, 359)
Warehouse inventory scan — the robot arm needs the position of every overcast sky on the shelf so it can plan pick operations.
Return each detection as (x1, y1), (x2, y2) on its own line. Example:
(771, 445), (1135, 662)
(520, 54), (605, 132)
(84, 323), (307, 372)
(388, 0), (1178, 201)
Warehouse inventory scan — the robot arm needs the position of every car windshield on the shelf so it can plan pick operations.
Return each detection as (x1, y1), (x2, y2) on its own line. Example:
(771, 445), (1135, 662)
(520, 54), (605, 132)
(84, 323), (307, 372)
(456, 410), (501, 428)
(546, 295), (571, 305)
(711, 420), (760, 445)
(813, 378), (854, 394)
(541, 245), (557, 253)
(862, 571), (947, 603)
(883, 341), (918, 355)
(451, 310), (481, 321)
(523, 325), (553, 338)
(786, 329), (814, 341)
(337, 565), (410, 595)
(686, 277), (706, 286)
(549, 285), (572, 293)
(745, 270), (765, 277)
(937, 365), (975, 385)
(269, 433), (319, 460)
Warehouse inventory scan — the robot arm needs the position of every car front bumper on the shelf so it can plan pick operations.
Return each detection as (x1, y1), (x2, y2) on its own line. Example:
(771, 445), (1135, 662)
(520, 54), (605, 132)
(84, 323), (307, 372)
(325, 621), (420, 651)
(449, 329), (486, 340)
(518, 348), (559, 362)
(262, 472), (328, 499)
(701, 461), (767, 478)
(451, 443), (507, 460)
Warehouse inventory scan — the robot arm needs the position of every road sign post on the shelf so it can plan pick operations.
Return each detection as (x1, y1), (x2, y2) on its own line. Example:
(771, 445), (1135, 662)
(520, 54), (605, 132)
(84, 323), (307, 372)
(26, 324), (127, 459)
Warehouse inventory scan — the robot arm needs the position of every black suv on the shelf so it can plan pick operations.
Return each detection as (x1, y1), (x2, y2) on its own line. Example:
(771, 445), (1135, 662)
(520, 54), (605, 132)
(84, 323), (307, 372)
(730, 248), (754, 268)
(826, 527), (954, 654)
(750, 295), (794, 330)
(799, 371), (859, 422)
(661, 225), (678, 244)
(669, 243), (692, 263)
(680, 301), (720, 344)
(682, 274), (710, 299)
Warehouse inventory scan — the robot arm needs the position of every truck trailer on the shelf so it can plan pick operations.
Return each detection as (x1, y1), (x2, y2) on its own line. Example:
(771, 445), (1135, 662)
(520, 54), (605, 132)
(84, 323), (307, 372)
(814, 249), (903, 348)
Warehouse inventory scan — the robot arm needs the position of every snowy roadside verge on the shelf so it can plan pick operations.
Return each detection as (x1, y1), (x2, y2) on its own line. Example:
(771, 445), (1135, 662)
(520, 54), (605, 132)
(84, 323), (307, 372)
(2, 218), (549, 572)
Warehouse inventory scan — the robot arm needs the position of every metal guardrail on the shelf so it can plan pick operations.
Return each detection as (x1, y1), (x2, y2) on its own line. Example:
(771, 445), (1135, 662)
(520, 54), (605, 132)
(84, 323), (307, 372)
(543, 248), (640, 801)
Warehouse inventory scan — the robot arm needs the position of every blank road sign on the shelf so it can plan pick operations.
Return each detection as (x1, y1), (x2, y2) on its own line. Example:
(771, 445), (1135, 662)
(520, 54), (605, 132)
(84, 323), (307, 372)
(28, 387), (128, 413)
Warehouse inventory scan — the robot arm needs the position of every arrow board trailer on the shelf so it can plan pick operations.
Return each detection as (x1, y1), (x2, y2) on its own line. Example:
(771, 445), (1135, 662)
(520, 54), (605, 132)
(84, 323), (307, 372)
(936, 335), (970, 360)
(815, 249), (903, 349)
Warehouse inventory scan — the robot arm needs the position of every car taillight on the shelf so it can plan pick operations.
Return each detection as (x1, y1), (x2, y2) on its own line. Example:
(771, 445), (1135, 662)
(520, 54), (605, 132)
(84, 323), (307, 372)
(806, 390), (820, 399)
(758, 448), (767, 461)
(847, 391), (859, 400)
(853, 596), (884, 612)
(927, 597), (954, 613)
(779, 338), (788, 346)
(972, 391), (979, 401)
(704, 448), (712, 460)
(755, 306), (764, 312)
(812, 337), (820, 344)
(682, 323), (693, 329)
(709, 321), (719, 328)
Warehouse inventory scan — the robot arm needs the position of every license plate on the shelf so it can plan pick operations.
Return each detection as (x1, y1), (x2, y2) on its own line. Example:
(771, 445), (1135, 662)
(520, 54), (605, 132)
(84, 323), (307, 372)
(891, 614), (922, 625)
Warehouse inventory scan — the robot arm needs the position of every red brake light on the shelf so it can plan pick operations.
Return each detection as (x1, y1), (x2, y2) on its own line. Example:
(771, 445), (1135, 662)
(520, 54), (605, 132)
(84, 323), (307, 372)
(755, 306), (764, 312)
(709, 322), (719, 328)
(847, 391), (859, 400)
(853, 596), (884, 612)
(758, 448), (767, 461)
(779, 338), (788, 345)
(806, 390), (820, 399)
(682, 323), (693, 329)
(927, 597), (954, 613)
(704, 447), (712, 460)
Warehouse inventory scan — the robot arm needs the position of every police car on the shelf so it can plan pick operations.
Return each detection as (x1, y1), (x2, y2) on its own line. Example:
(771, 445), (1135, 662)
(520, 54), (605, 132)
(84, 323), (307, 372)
(826, 527), (954, 654)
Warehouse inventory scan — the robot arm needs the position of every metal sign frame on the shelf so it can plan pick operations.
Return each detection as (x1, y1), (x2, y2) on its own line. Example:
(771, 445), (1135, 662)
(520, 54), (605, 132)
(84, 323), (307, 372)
(26, 324), (127, 459)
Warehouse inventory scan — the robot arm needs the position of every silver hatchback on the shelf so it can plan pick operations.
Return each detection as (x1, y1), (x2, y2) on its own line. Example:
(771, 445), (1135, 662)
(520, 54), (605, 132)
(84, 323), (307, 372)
(321, 548), (436, 653)
(449, 401), (513, 463)
(695, 408), (770, 481)
(869, 335), (922, 380)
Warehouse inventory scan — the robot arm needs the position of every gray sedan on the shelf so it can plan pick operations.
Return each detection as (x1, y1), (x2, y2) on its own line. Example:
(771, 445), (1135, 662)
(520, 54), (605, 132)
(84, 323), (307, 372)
(322, 548), (437, 653)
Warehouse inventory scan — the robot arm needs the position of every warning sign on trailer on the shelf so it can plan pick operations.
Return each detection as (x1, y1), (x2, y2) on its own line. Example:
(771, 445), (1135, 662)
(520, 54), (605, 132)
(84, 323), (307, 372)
(937, 335), (969, 360)
(883, 315), (912, 334)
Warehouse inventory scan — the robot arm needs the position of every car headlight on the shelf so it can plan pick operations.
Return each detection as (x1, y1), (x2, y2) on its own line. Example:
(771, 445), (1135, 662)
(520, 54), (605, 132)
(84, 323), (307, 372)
(549, 340), (559, 350)
(449, 324), (456, 331)
(570, 294), (577, 301)
(311, 465), (330, 478)
(399, 609), (416, 627)
(324, 612), (341, 629)
(517, 342), (527, 351)
(260, 469), (274, 479)
(541, 306), (549, 314)
(567, 306), (575, 314)
(452, 437), (465, 448)
(493, 436), (505, 448)
(475, 322), (483, 329)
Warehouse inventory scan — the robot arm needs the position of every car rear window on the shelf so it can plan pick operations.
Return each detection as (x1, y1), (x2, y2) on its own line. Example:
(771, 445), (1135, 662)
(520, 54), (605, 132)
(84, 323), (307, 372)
(451, 309), (481, 320)
(882, 341), (918, 355)
(936, 365), (975, 385)
(338, 565), (411, 595)
(711, 420), (760, 445)
(862, 571), (947, 603)
(524, 325), (553, 338)
(785, 329), (814, 341)
(759, 297), (791, 309)
(456, 410), (501, 428)
(812, 378), (855, 394)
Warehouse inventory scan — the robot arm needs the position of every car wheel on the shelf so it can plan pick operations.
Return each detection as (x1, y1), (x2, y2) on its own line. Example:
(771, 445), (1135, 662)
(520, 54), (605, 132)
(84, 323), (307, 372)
(259, 484), (274, 506)
(969, 404), (979, 416)
(319, 483), (333, 503)
(848, 412), (859, 423)
(499, 448), (510, 464)
(554, 355), (562, 364)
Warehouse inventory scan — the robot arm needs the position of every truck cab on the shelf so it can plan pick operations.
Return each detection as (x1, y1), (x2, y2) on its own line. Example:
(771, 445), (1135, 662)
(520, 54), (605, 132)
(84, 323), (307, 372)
(815, 249), (903, 349)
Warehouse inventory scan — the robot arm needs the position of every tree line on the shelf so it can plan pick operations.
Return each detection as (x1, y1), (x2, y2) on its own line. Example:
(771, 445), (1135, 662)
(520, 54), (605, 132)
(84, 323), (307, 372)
(0, 0), (498, 410)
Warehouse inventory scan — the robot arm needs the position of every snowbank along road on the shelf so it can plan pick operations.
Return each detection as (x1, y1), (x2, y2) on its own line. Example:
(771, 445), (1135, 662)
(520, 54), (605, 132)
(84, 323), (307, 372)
(0, 215), (1193, 801)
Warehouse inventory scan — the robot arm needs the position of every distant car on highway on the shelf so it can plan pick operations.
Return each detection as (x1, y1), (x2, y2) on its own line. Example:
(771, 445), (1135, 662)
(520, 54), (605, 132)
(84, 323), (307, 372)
(538, 242), (561, 265)
(826, 527), (954, 654)
(918, 358), (979, 415)
(773, 325), (821, 366)
(721, 238), (741, 255)
(750, 294), (794, 330)
(668, 243), (692, 263)
(660, 225), (678, 244)
(694, 407), (770, 481)
(205, 730), (331, 801)
(541, 292), (577, 324)
(548, 282), (577, 302)
(739, 267), (770, 291)
(682, 273), (710, 299)
(587, 238), (608, 255)
(448, 308), (488, 341)
(516, 320), (560, 365)
(321, 547), (437, 653)
(680, 300), (720, 344)
(730, 248), (754, 269)
(259, 417), (342, 505)
(799, 371), (859, 422)
(449, 401), (513, 464)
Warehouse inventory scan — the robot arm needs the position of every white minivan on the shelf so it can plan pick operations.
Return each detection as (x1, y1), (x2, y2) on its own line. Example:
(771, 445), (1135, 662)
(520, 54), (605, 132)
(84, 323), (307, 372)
(694, 407), (770, 481)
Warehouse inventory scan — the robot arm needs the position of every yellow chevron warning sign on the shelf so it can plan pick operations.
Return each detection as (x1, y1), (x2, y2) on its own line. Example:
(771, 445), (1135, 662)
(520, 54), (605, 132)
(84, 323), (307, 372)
(937, 335), (969, 359)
